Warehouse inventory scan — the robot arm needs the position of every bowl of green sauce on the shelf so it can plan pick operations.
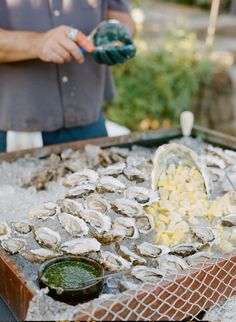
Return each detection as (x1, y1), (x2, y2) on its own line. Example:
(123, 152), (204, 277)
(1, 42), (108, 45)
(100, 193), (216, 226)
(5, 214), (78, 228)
(38, 256), (104, 305)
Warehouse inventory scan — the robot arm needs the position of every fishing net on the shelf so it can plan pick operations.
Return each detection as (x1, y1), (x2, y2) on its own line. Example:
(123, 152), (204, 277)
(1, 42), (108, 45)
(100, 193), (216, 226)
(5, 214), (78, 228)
(27, 253), (236, 321)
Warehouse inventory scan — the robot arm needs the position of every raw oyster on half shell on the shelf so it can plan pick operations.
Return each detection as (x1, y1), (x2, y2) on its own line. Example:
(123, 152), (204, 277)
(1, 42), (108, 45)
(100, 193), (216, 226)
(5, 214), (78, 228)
(186, 251), (217, 266)
(85, 194), (111, 213)
(60, 238), (101, 255)
(131, 266), (164, 283)
(169, 243), (202, 258)
(134, 242), (170, 258)
(221, 214), (236, 227)
(28, 203), (57, 221)
(151, 143), (212, 198)
(91, 230), (125, 245)
(96, 176), (126, 194)
(2, 238), (27, 255)
(79, 209), (111, 234)
(34, 227), (61, 249)
(58, 213), (89, 237)
(12, 221), (32, 235)
(123, 166), (146, 183)
(115, 243), (146, 265)
(63, 169), (99, 187)
(157, 255), (189, 273)
(20, 248), (62, 263)
(99, 250), (132, 272)
(112, 198), (145, 217)
(0, 222), (11, 241)
(113, 217), (139, 239)
(58, 199), (83, 216)
(98, 162), (126, 177)
(191, 226), (216, 245)
(65, 183), (95, 199)
(135, 214), (155, 235)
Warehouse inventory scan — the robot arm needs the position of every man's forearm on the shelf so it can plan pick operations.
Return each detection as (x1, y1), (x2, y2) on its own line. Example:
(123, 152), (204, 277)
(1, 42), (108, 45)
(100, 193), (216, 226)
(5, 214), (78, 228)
(107, 10), (136, 36)
(0, 29), (40, 63)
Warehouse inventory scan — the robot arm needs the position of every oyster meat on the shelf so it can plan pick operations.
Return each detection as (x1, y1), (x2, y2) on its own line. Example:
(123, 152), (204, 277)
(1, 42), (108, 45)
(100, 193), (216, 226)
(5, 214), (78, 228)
(99, 250), (131, 272)
(134, 242), (170, 258)
(79, 209), (111, 234)
(12, 221), (32, 235)
(131, 266), (164, 283)
(186, 252), (217, 266)
(65, 183), (95, 199)
(91, 230), (125, 245)
(34, 227), (61, 249)
(123, 166), (146, 183)
(21, 248), (62, 263)
(58, 199), (83, 216)
(126, 186), (160, 205)
(169, 243), (202, 258)
(191, 226), (215, 244)
(118, 278), (142, 292)
(115, 243), (146, 265)
(158, 255), (189, 273)
(28, 203), (57, 221)
(113, 217), (139, 239)
(136, 214), (155, 235)
(60, 238), (101, 255)
(63, 169), (99, 187)
(2, 238), (27, 255)
(58, 213), (89, 237)
(112, 198), (145, 217)
(98, 162), (126, 177)
(0, 222), (11, 241)
(151, 143), (212, 198)
(85, 194), (111, 213)
(96, 176), (126, 194)
(221, 214), (236, 227)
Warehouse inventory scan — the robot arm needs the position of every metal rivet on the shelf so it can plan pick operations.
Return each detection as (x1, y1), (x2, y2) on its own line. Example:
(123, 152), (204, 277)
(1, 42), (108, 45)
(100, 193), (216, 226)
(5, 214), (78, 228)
(53, 10), (60, 17)
(62, 76), (69, 83)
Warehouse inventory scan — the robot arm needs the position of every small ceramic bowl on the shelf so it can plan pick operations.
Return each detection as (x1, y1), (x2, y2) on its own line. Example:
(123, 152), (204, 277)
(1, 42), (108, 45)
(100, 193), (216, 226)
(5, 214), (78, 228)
(38, 256), (104, 305)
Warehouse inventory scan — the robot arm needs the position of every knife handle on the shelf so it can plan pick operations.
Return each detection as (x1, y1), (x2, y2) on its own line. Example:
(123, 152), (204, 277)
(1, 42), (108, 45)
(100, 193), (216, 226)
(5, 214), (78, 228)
(75, 31), (95, 54)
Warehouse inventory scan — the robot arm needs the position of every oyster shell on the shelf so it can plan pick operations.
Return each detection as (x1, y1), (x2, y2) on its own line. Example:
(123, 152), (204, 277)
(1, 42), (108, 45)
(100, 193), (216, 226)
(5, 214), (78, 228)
(96, 176), (126, 194)
(60, 238), (101, 255)
(115, 243), (146, 265)
(131, 266), (164, 283)
(79, 209), (111, 234)
(12, 222), (32, 235)
(99, 250), (132, 272)
(158, 255), (189, 273)
(186, 252), (217, 266)
(21, 248), (62, 263)
(0, 222), (11, 241)
(169, 243), (202, 258)
(126, 186), (160, 205)
(118, 278), (142, 292)
(113, 217), (139, 239)
(28, 203), (57, 221)
(85, 194), (111, 213)
(58, 213), (89, 237)
(123, 166), (146, 183)
(221, 214), (236, 227)
(98, 162), (126, 177)
(91, 230), (125, 245)
(2, 238), (27, 255)
(191, 226), (215, 244)
(134, 242), (170, 258)
(34, 227), (61, 249)
(112, 198), (145, 217)
(58, 199), (83, 216)
(63, 169), (99, 187)
(151, 143), (212, 198)
(136, 214), (155, 235)
(65, 183), (95, 198)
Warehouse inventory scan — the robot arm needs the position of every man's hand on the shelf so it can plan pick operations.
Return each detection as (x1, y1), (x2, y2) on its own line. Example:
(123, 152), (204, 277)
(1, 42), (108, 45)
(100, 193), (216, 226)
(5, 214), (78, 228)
(92, 20), (136, 66)
(35, 25), (85, 64)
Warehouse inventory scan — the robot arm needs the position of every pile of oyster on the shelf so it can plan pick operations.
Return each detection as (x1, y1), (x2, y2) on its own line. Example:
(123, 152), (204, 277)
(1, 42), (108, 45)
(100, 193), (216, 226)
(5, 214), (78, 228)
(0, 141), (236, 293)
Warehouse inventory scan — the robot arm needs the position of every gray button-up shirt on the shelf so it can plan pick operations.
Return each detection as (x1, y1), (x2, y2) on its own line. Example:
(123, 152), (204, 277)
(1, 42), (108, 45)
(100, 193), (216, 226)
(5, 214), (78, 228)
(0, 0), (130, 131)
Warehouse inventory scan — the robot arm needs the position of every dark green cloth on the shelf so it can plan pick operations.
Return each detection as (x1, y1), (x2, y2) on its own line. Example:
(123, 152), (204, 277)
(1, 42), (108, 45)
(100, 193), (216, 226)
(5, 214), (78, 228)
(93, 21), (136, 66)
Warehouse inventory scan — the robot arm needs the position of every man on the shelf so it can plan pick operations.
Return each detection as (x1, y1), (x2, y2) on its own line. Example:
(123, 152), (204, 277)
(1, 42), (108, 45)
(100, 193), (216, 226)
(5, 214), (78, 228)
(0, 0), (136, 152)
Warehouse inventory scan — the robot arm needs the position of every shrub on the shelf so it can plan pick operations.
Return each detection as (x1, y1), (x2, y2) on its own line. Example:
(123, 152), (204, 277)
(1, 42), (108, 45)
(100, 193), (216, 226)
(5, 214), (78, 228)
(166, 0), (231, 10)
(106, 28), (215, 131)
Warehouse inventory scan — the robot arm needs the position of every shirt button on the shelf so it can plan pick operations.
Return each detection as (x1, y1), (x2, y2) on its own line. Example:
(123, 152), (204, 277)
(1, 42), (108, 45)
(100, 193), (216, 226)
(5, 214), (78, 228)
(62, 76), (69, 83)
(53, 10), (60, 17)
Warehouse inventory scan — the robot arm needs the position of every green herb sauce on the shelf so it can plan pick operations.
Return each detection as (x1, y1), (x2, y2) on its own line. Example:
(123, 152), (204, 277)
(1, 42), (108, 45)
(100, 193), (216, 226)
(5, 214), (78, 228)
(43, 261), (100, 289)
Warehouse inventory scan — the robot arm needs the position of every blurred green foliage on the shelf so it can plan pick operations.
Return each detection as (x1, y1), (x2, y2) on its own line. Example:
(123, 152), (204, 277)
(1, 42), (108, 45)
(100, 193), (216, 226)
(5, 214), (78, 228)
(106, 28), (215, 131)
(166, 0), (231, 10)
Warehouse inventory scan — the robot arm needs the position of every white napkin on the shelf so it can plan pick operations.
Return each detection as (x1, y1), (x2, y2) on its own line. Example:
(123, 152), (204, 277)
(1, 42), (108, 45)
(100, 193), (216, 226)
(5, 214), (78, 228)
(7, 131), (43, 152)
